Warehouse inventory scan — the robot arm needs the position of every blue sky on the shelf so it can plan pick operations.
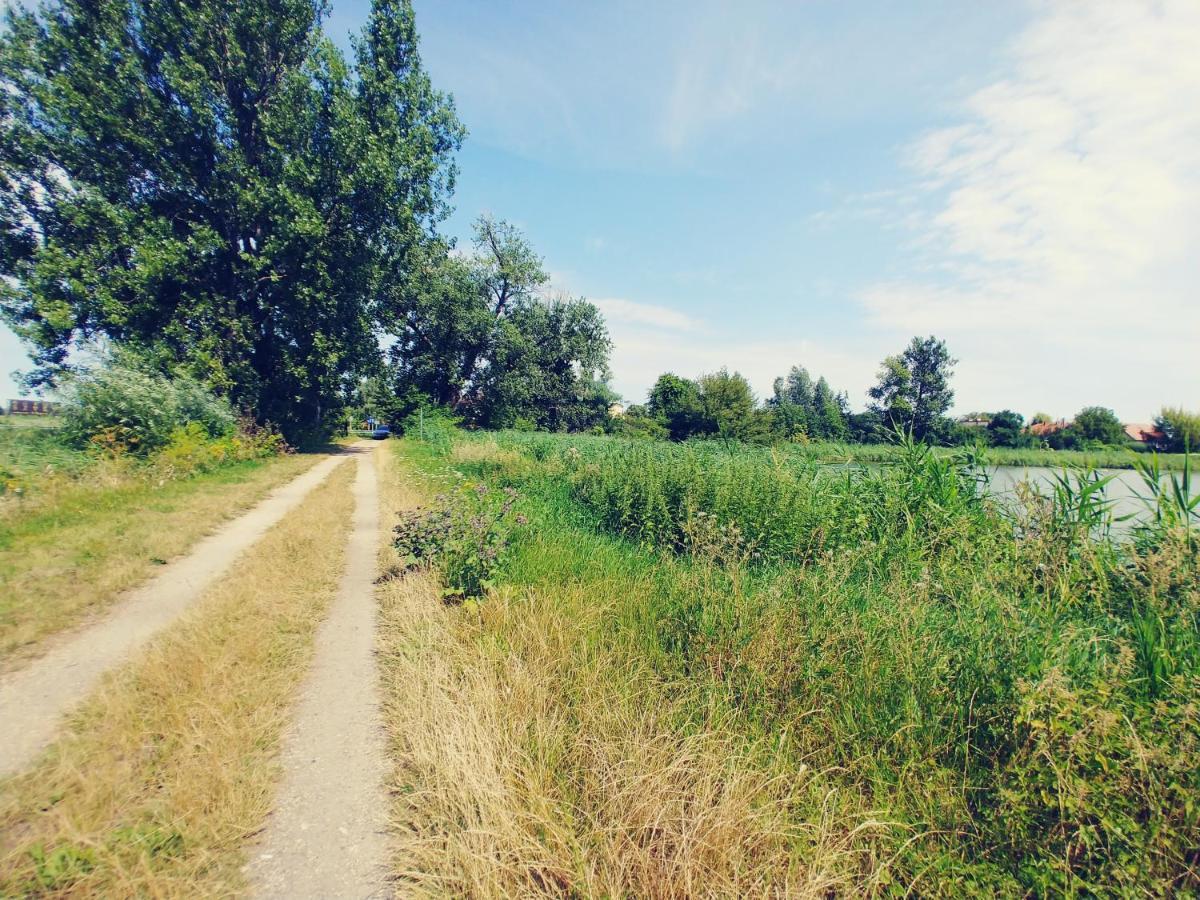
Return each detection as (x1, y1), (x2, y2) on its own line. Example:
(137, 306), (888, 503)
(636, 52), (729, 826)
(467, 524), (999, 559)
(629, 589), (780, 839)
(4, 0), (1198, 420)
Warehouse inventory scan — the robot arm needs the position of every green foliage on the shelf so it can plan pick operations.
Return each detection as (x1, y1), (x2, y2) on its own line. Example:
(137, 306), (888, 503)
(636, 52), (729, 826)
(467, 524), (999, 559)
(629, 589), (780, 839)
(504, 430), (990, 565)
(1070, 405), (1127, 447)
(607, 404), (667, 440)
(386, 217), (612, 431)
(0, 0), (463, 443)
(28, 842), (96, 891)
(847, 409), (887, 443)
(696, 369), (762, 445)
(768, 366), (847, 441)
(987, 409), (1026, 447)
(647, 373), (704, 441)
(868, 335), (957, 441)
(432, 429), (1200, 894)
(1131, 451), (1199, 539)
(1, 408), (281, 509)
(1045, 405), (1127, 450)
(1157, 406), (1200, 453)
(477, 296), (613, 431)
(390, 482), (525, 601)
(153, 421), (285, 478)
(400, 404), (461, 456)
(60, 356), (236, 454)
(644, 369), (771, 445)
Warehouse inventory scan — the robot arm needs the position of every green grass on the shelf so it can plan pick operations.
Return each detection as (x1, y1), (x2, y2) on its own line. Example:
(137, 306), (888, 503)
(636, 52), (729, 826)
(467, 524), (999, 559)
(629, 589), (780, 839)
(0, 421), (93, 484)
(0, 415), (63, 430)
(0, 423), (318, 663)
(395, 430), (1200, 895)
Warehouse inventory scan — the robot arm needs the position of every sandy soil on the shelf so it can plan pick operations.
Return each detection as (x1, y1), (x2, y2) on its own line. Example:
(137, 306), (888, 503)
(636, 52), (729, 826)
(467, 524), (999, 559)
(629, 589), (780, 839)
(245, 446), (391, 899)
(0, 450), (357, 779)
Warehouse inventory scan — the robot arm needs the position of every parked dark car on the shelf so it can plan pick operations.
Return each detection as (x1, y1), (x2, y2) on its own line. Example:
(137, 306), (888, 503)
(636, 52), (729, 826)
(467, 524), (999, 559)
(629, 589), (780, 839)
(372, 425), (391, 440)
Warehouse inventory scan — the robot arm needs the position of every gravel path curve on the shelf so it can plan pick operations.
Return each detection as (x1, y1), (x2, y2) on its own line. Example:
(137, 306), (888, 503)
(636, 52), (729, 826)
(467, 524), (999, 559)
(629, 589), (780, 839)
(0, 450), (356, 779)
(246, 445), (390, 899)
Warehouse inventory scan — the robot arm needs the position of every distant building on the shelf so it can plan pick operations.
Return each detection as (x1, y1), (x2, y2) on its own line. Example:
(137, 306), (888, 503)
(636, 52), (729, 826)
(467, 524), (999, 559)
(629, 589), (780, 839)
(607, 403), (626, 418)
(957, 415), (991, 429)
(1028, 419), (1068, 438)
(1123, 423), (1167, 450)
(6, 399), (61, 416)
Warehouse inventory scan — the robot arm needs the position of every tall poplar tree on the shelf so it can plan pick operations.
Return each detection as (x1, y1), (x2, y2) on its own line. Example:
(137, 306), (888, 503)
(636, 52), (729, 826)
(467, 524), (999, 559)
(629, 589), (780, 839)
(0, 0), (462, 441)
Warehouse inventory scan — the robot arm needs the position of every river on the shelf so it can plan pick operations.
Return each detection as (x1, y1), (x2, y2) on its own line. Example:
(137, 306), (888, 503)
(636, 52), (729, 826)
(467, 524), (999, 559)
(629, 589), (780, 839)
(985, 464), (1161, 529)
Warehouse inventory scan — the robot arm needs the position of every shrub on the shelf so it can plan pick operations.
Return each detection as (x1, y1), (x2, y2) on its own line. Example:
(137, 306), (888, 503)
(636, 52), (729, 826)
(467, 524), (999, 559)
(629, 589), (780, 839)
(151, 420), (285, 479)
(390, 483), (525, 601)
(401, 406), (461, 457)
(60, 357), (235, 454)
(1157, 406), (1200, 454)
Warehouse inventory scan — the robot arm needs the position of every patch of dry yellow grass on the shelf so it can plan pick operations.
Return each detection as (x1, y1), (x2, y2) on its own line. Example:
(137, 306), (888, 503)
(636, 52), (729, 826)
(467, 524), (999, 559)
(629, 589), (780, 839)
(0, 452), (318, 668)
(448, 439), (529, 479)
(0, 460), (354, 896)
(376, 442), (853, 897)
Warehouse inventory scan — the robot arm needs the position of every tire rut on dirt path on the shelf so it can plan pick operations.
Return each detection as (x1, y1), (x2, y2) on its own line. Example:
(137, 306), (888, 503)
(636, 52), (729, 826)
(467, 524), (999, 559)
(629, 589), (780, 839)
(0, 449), (359, 779)
(246, 445), (390, 899)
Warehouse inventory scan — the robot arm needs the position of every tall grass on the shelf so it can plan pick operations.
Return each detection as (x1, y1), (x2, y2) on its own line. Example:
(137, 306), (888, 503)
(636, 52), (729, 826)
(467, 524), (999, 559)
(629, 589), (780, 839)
(774, 437), (1188, 471)
(393, 429), (1200, 895)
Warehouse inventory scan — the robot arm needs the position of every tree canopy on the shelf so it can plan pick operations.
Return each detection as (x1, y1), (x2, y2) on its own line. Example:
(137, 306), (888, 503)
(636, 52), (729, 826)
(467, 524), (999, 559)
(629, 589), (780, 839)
(987, 410), (1026, 448)
(1, 0), (463, 442)
(1156, 407), (1200, 453)
(383, 215), (612, 430)
(868, 336), (956, 442)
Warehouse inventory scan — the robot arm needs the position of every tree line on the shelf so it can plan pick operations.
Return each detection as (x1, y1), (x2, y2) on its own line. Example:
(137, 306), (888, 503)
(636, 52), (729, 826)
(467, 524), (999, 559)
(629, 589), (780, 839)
(617, 336), (956, 446)
(615, 336), (1197, 453)
(0, 0), (611, 445)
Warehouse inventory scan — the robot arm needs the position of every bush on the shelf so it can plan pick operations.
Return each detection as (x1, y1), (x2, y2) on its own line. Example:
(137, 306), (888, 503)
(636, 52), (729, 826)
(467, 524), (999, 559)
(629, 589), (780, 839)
(60, 357), (236, 454)
(1157, 407), (1200, 453)
(151, 420), (285, 479)
(390, 483), (525, 601)
(401, 405), (461, 457)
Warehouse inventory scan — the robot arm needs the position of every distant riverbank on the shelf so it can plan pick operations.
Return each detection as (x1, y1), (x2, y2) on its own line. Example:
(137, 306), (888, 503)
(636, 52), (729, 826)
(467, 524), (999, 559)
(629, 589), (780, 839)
(782, 440), (1189, 471)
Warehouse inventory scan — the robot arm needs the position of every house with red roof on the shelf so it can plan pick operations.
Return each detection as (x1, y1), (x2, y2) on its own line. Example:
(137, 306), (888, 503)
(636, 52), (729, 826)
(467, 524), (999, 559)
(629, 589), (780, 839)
(1123, 423), (1167, 450)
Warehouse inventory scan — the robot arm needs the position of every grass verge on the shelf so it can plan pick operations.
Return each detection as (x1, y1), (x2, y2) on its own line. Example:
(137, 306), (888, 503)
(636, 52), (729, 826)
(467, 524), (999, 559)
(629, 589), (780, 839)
(381, 432), (1199, 896)
(0, 459), (354, 896)
(378, 439), (853, 896)
(0, 452), (319, 666)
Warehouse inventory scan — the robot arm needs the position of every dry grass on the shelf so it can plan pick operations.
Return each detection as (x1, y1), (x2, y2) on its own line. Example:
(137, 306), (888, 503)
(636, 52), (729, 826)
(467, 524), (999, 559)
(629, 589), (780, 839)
(0, 460), (355, 897)
(0, 452), (318, 668)
(449, 439), (526, 471)
(376, 442), (857, 898)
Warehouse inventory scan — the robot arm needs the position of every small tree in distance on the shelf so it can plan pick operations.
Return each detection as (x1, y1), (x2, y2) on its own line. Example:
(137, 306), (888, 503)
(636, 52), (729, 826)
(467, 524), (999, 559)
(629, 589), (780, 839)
(868, 336), (957, 442)
(987, 410), (1026, 448)
(648, 373), (704, 441)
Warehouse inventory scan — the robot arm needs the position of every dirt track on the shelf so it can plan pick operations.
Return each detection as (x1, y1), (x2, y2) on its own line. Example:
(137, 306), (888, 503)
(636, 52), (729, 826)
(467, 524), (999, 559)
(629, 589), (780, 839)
(0, 449), (357, 779)
(246, 446), (390, 899)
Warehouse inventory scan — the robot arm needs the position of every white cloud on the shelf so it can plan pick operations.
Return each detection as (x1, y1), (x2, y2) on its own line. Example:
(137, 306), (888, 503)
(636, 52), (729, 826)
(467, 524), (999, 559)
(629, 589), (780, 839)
(661, 19), (804, 153)
(594, 298), (887, 407)
(861, 0), (1200, 420)
(591, 298), (703, 333)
